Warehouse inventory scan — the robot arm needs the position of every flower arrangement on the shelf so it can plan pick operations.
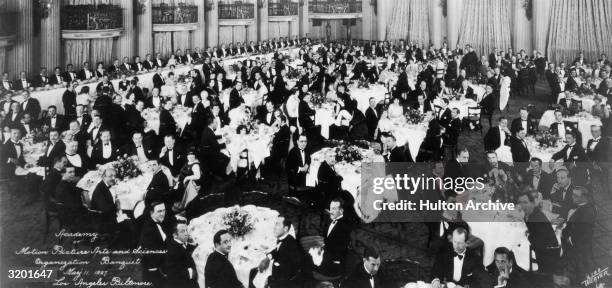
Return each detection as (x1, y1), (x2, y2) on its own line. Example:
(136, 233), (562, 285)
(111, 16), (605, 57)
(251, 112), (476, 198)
(357, 75), (370, 89)
(535, 130), (561, 148)
(309, 92), (328, 108)
(286, 68), (302, 80)
(404, 107), (425, 125)
(222, 206), (255, 238)
(112, 155), (143, 181)
(22, 126), (49, 145)
(334, 144), (363, 163)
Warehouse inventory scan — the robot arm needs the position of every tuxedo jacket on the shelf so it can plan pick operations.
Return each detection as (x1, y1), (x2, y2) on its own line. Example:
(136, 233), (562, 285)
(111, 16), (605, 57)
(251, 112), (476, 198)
(322, 216), (352, 270)
(90, 181), (116, 221)
(525, 207), (559, 251)
(21, 98), (41, 119)
(510, 136), (531, 163)
(317, 161), (343, 194)
(139, 216), (170, 270)
(430, 244), (482, 286)
(551, 144), (587, 163)
(550, 184), (576, 219)
(32, 75), (50, 87)
(342, 263), (383, 288)
(90, 142), (120, 167)
(561, 203), (596, 252)
(387, 145), (413, 162)
(549, 121), (579, 139)
(435, 108), (453, 128)
(286, 147), (311, 186)
(586, 137), (608, 161)
(0, 141), (26, 176)
(121, 142), (156, 160)
(204, 250), (243, 288)
(76, 69), (94, 81)
(525, 170), (553, 199)
(145, 170), (171, 209)
(484, 264), (529, 288)
(152, 73), (165, 89)
(483, 126), (510, 151)
(49, 74), (65, 86)
(14, 79), (31, 91)
(65, 152), (89, 176)
(365, 106), (381, 139)
(165, 239), (198, 288)
(269, 235), (301, 284)
(38, 140), (66, 168)
(62, 71), (78, 83)
(159, 146), (184, 177)
(511, 117), (537, 135)
(298, 101), (316, 129)
(142, 60), (156, 71)
(42, 115), (68, 131)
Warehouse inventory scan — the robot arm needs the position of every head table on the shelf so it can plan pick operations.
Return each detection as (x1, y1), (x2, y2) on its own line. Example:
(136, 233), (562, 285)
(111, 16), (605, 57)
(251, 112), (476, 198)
(11, 46), (315, 115)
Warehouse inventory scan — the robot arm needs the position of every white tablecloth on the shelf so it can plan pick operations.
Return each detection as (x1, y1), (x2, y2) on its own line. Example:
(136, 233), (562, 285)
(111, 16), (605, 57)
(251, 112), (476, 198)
(219, 124), (277, 172)
(433, 98), (478, 119)
(305, 147), (395, 222)
(538, 110), (602, 148)
(556, 93), (607, 112)
(189, 205), (287, 288)
(351, 84), (388, 113)
(377, 117), (429, 160)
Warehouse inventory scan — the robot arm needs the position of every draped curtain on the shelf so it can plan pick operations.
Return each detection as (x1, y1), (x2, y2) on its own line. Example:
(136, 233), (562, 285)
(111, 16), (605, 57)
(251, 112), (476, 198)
(385, 0), (430, 44)
(268, 22), (290, 40)
(173, 31), (191, 52)
(90, 38), (114, 66)
(546, 0), (612, 64)
(154, 32), (173, 58)
(457, 0), (512, 57)
(64, 40), (90, 67)
(218, 26), (247, 45)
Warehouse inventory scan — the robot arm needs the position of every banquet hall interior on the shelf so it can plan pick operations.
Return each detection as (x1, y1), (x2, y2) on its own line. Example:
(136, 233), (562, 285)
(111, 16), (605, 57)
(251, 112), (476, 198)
(1, 0), (612, 287)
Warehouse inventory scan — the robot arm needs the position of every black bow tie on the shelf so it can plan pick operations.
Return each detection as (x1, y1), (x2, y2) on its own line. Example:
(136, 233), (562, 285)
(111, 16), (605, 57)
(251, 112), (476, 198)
(453, 252), (464, 260)
(104, 143), (110, 147)
(592, 139), (599, 143)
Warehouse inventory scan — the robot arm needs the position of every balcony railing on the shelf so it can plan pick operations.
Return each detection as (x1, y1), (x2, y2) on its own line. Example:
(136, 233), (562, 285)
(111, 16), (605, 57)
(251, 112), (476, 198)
(309, 0), (362, 13)
(0, 12), (18, 36)
(268, 2), (298, 16)
(61, 5), (123, 30)
(152, 4), (198, 24)
(218, 3), (255, 19)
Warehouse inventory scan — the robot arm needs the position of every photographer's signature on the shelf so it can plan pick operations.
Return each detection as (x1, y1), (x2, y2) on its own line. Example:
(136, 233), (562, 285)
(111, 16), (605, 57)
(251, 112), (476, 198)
(582, 267), (609, 287)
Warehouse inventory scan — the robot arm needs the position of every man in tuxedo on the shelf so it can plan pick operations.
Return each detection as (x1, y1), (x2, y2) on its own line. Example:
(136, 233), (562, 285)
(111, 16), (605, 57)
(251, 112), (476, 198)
(165, 220), (198, 288)
(320, 198), (352, 278)
(365, 97), (381, 141)
(38, 129), (66, 168)
(158, 135), (183, 178)
(342, 246), (383, 288)
(549, 168), (576, 219)
(286, 134), (311, 187)
(551, 132), (588, 185)
(435, 99), (452, 129)
(264, 216), (301, 288)
(48, 67), (65, 87)
(200, 117), (229, 178)
(107, 59), (122, 76)
(77, 61), (94, 81)
(142, 54), (156, 71)
(140, 201), (169, 288)
(154, 53), (166, 69)
(483, 247), (529, 287)
(55, 165), (85, 225)
(145, 160), (172, 211)
(564, 69), (579, 92)
(62, 81), (78, 116)
(549, 110), (578, 141)
(558, 92), (580, 116)
(75, 104), (92, 131)
(120, 57), (133, 73)
(90, 167), (118, 226)
(17, 113), (38, 136)
(21, 91), (41, 119)
(205, 229), (244, 288)
(63, 64), (78, 83)
(586, 124), (608, 161)
(525, 158), (554, 199)
(90, 130), (119, 167)
(517, 193), (560, 273)
(32, 67), (50, 88)
(384, 135), (413, 162)
(484, 116), (510, 151)
(14, 71), (31, 91)
(442, 108), (462, 148)
(511, 107), (537, 136)
(510, 127), (531, 163)
(317, 151), (344, 205)
(430, 227), (482, 288)
(0, 127), (26, 178)
(258, 101), (276, 126)
(561, 186), (596, 279)
(42, 105), (67, 131)
(40, 155), (66, 202)
(123, 131), (155, 162)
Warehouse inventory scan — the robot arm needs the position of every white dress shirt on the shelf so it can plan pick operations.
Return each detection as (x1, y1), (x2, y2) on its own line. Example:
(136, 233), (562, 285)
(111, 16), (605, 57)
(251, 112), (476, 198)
(453, 251), (465, 282)
(102, 143), (112, 158)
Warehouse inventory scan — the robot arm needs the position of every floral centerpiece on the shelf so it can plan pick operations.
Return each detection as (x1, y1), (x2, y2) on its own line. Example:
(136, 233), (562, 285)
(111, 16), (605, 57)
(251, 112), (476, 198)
(535, 130), (561, 148)
(404, 107), (425, 125)
(357, 75), (370, 89)
(334, 144), (363, 163)
(309, 92), (328, 108)
(22, 126), (49, 145)
(286, 68), (302, 80)
(222, 206), (255, 238)
(111, 155), (143, 181)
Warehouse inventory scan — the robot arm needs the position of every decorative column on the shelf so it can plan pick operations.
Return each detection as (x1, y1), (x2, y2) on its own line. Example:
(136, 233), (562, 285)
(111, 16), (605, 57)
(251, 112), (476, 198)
(512, 0), (532, 52)
(41, 0), (61, 71)
(117, 0), (134, 59)
(376, 0), (387, 41)
(446, 0), (463, 47)
(7, 0), (33, 75)
(137, 0), (153, 57)
(361, 0), (373, 40)
(299, 0), (309, 37)
(258, 0), (269, 41)
(207, 0), (219, 47)
(532, 0), (551, 54)
(429, 0), (443, 46)
(248, 1), (258, 43)
(193, 0), (206, 48)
